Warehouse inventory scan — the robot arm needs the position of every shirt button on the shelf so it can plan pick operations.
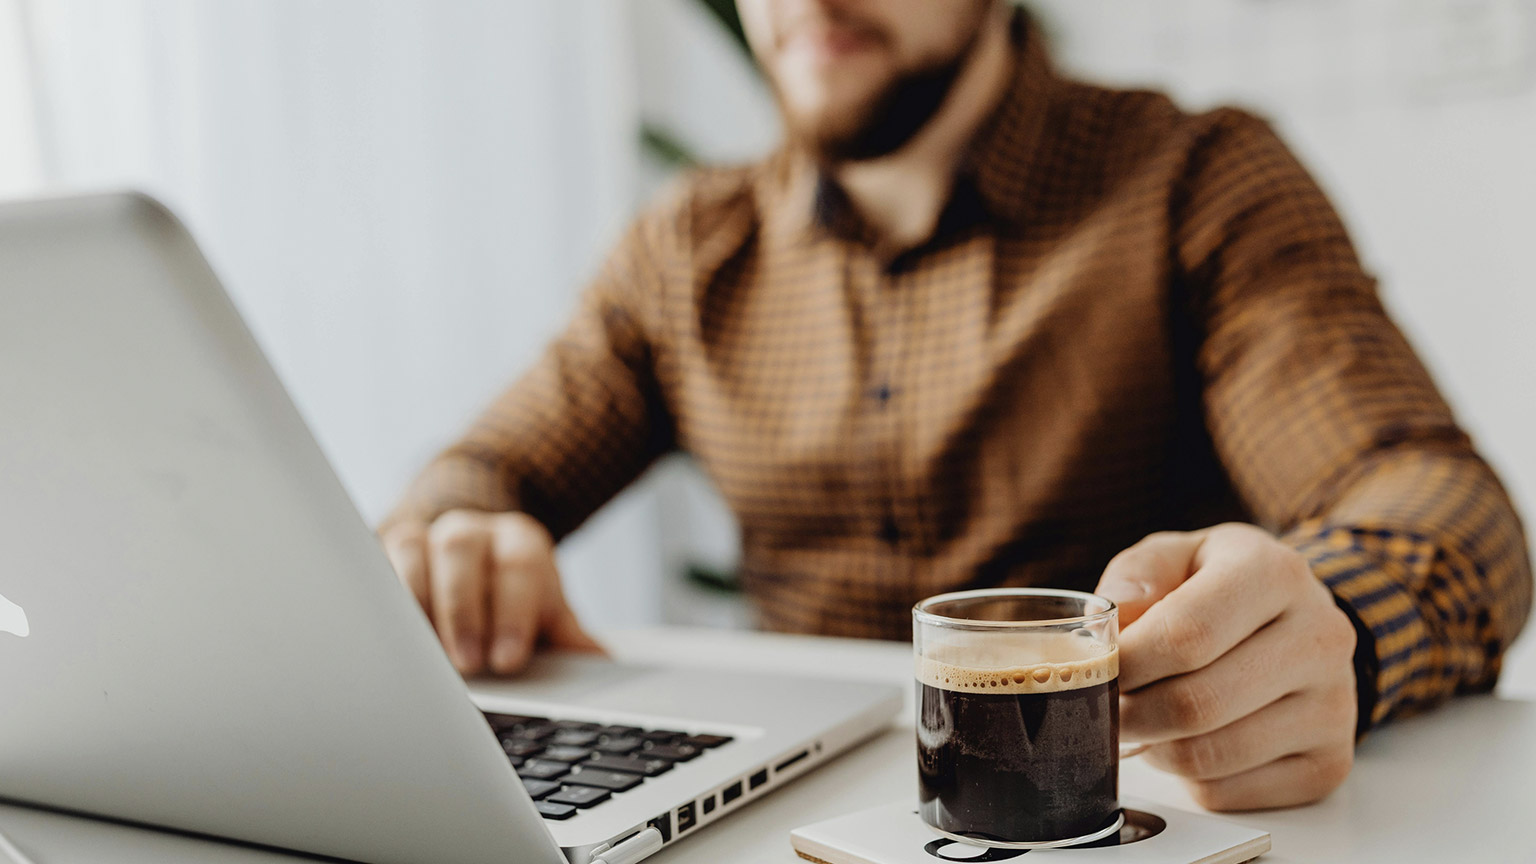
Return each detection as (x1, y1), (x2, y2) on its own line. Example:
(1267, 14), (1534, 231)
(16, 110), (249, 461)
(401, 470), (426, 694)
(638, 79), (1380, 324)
(872, 384), (893, 405)
(878, 516), (901, 546)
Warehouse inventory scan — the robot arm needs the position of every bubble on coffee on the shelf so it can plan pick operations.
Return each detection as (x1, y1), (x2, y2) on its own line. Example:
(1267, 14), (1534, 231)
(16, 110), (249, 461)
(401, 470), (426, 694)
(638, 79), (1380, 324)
(916, 631), (1118, 694)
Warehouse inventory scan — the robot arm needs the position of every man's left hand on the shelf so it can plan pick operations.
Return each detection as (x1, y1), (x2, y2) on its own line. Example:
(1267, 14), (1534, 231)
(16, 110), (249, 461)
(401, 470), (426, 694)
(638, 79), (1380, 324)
(1094, 523), (1358, 811)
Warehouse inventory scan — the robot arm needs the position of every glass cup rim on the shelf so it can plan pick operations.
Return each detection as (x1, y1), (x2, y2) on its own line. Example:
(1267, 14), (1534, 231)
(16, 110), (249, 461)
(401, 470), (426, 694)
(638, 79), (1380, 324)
(912, 587), (1116, 630)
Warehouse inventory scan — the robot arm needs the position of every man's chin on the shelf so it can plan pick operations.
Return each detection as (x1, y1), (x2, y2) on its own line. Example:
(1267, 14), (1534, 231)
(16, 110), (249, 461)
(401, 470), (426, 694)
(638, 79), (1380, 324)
(790, 127), (866, 166)
(782, 59), (966, 163)
(781, 106), (883, 164)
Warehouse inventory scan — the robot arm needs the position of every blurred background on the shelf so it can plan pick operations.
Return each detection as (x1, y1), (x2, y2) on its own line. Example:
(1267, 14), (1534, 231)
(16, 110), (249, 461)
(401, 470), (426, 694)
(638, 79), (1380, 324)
(1, 0), (1531, 694)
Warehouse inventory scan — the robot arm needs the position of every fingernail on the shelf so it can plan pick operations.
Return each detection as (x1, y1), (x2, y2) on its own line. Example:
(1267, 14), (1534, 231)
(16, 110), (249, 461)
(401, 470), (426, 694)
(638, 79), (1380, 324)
(491, 637), (523, 672)
(455, 637), (483, 672)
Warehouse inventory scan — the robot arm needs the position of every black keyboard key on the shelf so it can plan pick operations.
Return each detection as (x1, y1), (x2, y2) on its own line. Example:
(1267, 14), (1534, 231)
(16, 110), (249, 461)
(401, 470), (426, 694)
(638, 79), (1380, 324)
(539, 746), (595, 763)
(681, 734), (733, 749)
(507, 724), (557, 742)
(507, 755), (524, 767)
(500, 738), (544, 758)
(642, 743), (701, 762)
(552, 720), (602, 732)
(595, 736), (642, 755)
(550, 730), (600, 747)
(546, 785), (611, 808)
(536, 801), (577, 820)
(596, 725), (645, 738)
(584, 755), (673, 777)
(565, 767), (644, 792)
(484, 713), (546, 731)
(516, 759), (570, 781)
(521, 779), (560, 800)
(640, 729), (686, 742)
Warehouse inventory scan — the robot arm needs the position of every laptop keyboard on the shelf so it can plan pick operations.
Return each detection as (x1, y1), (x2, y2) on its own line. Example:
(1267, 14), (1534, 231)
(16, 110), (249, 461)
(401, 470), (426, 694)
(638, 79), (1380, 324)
(483, 713), (734, 820)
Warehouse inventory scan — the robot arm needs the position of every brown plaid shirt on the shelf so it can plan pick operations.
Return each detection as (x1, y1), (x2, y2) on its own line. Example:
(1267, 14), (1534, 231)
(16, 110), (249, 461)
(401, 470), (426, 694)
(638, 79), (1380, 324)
(387, 21), (1531, 732)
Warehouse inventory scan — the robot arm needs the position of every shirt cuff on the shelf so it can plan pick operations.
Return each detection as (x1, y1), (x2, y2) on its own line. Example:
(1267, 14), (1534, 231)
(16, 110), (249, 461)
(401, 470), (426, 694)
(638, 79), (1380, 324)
(1284, 521), (1436, 736)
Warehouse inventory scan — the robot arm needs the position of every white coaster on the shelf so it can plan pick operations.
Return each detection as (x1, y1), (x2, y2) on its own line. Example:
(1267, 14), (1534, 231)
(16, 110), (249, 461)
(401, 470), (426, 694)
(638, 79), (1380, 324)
(790, 797), (1270, 864)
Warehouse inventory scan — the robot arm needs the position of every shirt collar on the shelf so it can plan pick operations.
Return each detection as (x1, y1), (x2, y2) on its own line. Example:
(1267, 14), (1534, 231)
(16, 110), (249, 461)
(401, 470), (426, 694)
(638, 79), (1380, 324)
(960, 8), (1059, 226)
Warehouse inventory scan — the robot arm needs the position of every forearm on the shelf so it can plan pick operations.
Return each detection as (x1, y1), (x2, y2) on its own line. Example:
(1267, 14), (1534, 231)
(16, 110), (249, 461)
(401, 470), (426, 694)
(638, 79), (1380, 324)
(1283, 447), (1533, 733)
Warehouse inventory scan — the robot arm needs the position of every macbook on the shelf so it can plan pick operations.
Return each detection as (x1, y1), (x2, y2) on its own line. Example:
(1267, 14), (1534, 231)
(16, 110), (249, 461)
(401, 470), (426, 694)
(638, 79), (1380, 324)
(0, 192), (902, 864)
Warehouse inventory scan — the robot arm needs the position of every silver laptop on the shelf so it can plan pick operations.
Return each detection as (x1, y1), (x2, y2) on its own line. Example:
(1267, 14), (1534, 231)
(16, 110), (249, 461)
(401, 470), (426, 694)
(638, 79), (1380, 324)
(0, 192), (902, 864)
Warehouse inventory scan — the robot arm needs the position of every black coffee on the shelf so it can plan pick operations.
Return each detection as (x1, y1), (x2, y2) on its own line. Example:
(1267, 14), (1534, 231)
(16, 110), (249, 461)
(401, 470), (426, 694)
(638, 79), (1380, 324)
(916, 647), (1119, 843)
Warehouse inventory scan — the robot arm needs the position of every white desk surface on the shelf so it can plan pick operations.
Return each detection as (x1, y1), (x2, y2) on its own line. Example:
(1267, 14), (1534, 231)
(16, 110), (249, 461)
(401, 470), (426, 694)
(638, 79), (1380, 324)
(1, 627), (1531, 864)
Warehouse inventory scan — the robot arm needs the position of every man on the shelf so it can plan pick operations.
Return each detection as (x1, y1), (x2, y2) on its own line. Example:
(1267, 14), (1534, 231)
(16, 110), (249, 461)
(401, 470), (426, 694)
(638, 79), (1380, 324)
(380, 0), (1532, 811)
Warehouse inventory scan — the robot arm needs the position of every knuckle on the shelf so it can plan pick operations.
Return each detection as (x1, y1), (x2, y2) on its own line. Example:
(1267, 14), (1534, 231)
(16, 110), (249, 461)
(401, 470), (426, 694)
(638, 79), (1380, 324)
(446, 605), (484, 638)
(383, 538), (424, 573)
(1187, 780), (1233, 812)
(493, 515), (554, 568)
(1160, 610), (1216, 670)
(1269, 544), (1311, 584)
(1211, 522), (1259, 544)
(1104, 545), (1140, 571)
(1165, 733), (1223, 779)
(1325, 607), (1357, 657)
(497, 539), (550, 573)
(501, 510), (553, 540)
(1139, 530), (1186, 549)
(429, 510), (486, 551)
(1165, 676), (1222, 732)
(1301, 749), (1353, 798)
(380, 521), (427, 548)
(1323, 684), (1359, 737)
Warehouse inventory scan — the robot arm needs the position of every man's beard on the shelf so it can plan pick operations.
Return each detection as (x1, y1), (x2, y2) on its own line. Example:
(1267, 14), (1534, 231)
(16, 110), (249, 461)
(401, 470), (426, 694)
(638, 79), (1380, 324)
(780, 12), (989, 164)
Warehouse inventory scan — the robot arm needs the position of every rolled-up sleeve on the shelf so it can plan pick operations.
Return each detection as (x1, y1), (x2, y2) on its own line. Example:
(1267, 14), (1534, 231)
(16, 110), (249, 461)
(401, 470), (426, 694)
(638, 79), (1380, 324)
(1176, 109), (1533, 733)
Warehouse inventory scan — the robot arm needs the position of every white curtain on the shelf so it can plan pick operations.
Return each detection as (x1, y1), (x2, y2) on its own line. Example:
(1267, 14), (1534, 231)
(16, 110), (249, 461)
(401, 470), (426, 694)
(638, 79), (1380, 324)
(0, 0), (42, 192)
(7, 0), (679, 628)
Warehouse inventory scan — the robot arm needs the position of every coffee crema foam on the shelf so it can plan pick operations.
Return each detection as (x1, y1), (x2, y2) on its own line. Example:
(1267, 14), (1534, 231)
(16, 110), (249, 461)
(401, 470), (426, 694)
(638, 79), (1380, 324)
(917, 634), (1118, 694)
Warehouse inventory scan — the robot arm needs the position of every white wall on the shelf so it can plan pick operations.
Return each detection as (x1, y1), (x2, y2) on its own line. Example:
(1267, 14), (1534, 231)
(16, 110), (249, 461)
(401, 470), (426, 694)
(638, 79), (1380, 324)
(0, 0), (41, 193)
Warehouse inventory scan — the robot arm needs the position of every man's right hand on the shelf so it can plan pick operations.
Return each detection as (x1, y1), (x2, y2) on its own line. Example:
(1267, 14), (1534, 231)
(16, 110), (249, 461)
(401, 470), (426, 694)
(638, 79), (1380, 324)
(379, 510), (603, 676)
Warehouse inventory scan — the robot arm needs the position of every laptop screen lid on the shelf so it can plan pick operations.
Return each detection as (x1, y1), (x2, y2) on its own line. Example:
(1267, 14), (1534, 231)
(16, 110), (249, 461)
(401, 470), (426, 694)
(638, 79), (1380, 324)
(0, 192), (563, 864)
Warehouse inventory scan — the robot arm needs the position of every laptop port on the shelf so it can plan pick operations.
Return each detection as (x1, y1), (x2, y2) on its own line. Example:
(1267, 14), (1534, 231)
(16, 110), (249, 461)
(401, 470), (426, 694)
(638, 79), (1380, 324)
(774, 750), (809, 773)
(749, 768), (769, 791)
(676, 801), (697, 833)
(722, 781), (742, 805)
(702, 794), (716, 814)
(647, 814), (672, 844)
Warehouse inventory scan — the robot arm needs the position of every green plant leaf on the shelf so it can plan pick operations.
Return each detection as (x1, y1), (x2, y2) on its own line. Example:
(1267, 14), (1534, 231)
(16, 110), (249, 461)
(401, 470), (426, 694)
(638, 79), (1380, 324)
(694, 0), (751, 59)
(685, 563), (741, 593)
(640, 123), (698, 168)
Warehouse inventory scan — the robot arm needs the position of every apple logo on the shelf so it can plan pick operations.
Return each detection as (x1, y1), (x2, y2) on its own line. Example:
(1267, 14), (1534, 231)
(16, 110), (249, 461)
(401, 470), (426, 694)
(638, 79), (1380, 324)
(0, 591), (29, 638)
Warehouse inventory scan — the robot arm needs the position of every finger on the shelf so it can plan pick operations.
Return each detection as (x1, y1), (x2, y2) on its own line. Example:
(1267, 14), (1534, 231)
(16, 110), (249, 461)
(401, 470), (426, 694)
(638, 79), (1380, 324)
(382, 526), (431, 614)
(1119, 526), (1301, 691)
(542, 595), (605, 655)
(428, 511), (492, 674)
(1142, 685), (1354, 781)
(488, 523), (544, 675)
(1121, 611), (1317, 742)
(1182, 745), (1355, 812)
(1095, 531), (1205, 628)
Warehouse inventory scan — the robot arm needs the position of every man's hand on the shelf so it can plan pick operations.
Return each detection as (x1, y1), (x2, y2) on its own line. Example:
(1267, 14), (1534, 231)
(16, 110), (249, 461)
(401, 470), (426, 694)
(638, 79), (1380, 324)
(379, 510), (603, 676)
(1094, 523), (1358, 811)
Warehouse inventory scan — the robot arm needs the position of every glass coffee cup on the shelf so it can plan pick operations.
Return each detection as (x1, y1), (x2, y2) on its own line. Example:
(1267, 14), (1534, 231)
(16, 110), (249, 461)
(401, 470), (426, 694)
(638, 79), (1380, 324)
(914, 588), (1141, 849)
